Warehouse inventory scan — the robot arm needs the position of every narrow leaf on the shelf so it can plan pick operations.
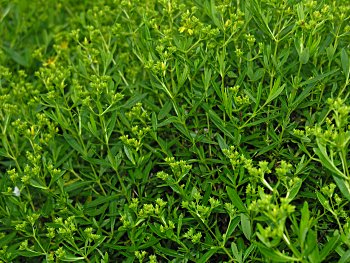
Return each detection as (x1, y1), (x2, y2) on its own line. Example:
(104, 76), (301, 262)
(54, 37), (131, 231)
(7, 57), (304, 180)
(299, 202), (310, 248)
(121, 93), (147, 109)
(29, 179), (48, 190)
(341, 48), (349, 78)
(314, 141), (347, 180)
(320, 234), (340, 261)
(243, 244), (256, 261)
(300, 69), (338, 86)
(225, 216), (241, 238)
(217, 134), (228, 151)
(299, 47), (310, 64)
(197, 248), (219, 263)
(241, 213), (252, 240)
(339, 250), (350, 263)
(0, 232), (16, 247)
(316, 192), (332, 212)
(124, 145), (135, 165)
(314, 140), (350, 201)
(258, 245), (299, 262)
(84, 194), (118, 209)
(158, 100), (173, 120)
(265, 77), (285, 105)
(226, 187), (247, 213)
(231, 243), (243, 263)
(203, 104), (235, 140)
(61, 255), (86, 262)
(63, 133), (85, 155)
(287, 179), (302, 201)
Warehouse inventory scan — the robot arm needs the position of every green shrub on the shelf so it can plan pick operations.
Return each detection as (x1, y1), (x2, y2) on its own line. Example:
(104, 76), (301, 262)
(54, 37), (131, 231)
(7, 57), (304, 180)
(1, 0), (350, 262)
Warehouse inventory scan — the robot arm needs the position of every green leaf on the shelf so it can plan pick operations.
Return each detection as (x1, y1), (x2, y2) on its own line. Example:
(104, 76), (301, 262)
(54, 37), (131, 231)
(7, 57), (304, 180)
(316, 192), (332, 212)
(61, 254), (86, 262)
(225, 216), (241, 239)
(243, 244), (256, 261)
(42, 195), (54, 215)
(257, 245), (299, 262)
(29, 179), (48, 190)
(106, 112), (117, 141)
(299, 47), (309, 64)
(256, 142), (279, 156)
(226, 187), (247, 213)
(243, 113), (281, 128)
(231, 243), (243, 263)
(151, 112), (157, 131)
(86, 236), (108, 256)
(247, 0), (275, 40)
(320, 234), (340, 261)
(305, 229), (319, 261)
(202, 67), (212, 91)
(17, 250), (45, 257)
(295, 155), (307, 176)
(339, 250), (350, 263)
(314, 141), (347, 179)
(289, 85), (313, 110)
(103, 243), (127, 250)
(217, 134), (228, 151)
(314, 140), (350, 201)
(121, 93), (147, 109)
(151, 79), (173, 99)
(202, 103), (235, 141)
(0, 232), (16, 247)
(148, 222), (164, 238)
(85, 202), (109, 216)
(197, 248), (219, 263)
(265, 77), (285, 105)
(254, 82), (263, 111)
(0, 4), (11, 22)
(241, 213), (252, 240)
(341, 48), (349, 78)
(253, 68), (265, 81)
(287, 179), (302, 201)
(326, 44), (336, 61)
(299, 202), (310, 248)
(332, 175), (350, 202)
(138, 236), (160, 250)
(109, 199), (118, 232)
(158, 100), (172, 120)
(157, 116), (180, 127)
(64, 181), (94, 192)
(173, 122), (192, 140)
(83, 194), (118, 209)
(63, 133), (85, 156)
(209, 0), (221, 28)
(50, 169), (66, 186)
(175, 61), (189, 92)
(155, 244), (184, 258)
(88, 113), (99, 138)
(300, 69), (338, 86)
(101, 252), (109, 263)
(177, 213), (183, 238)
(2, 46), (29, 67)
(0, 148), (8, 158)
(124, 145), (136, 165)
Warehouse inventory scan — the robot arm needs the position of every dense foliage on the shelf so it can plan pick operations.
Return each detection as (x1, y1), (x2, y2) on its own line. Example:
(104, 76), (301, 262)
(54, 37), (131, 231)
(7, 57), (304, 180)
(1, 0), (350, 262)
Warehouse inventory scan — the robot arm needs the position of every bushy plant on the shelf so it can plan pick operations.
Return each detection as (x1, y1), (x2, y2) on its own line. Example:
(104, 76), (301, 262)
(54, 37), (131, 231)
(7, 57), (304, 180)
(1, 0), (350, 262)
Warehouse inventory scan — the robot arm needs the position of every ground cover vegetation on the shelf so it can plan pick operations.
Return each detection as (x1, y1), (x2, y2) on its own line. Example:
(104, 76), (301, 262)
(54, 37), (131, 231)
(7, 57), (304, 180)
(0, 0), (350, 262)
